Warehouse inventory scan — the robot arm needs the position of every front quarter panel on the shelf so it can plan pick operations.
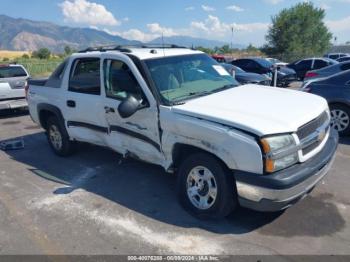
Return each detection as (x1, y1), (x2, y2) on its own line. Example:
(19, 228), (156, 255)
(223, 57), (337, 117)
(160, 106), (264, 174)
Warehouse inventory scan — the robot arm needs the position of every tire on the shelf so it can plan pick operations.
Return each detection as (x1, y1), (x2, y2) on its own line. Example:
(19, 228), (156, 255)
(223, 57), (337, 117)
(176, 153), (237, 219)
(330, 104), (350, 136)
(46, 116), (75, 157)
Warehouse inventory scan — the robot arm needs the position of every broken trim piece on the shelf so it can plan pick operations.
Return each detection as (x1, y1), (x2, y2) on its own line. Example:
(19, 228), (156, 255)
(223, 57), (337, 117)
(66, 120), (161, 152)
(110, 125), (161, 152)
(67, 121), (108, 133)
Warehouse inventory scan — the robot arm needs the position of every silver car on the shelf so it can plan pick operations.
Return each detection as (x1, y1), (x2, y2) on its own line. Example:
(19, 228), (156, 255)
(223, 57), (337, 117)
(0, 64), (29, 110)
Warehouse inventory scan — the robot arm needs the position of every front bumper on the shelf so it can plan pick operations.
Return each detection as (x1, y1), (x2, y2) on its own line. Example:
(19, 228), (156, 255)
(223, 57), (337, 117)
(0, 98), (27, 110)
(235, 128), (339, 212)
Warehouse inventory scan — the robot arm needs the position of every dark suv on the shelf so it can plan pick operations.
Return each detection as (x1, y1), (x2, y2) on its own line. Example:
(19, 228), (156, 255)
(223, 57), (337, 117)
(231, 58), (297, 87)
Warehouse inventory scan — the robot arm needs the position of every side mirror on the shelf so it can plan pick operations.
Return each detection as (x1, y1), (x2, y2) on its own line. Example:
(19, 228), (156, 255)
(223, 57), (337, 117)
(118, 95), (141, 119)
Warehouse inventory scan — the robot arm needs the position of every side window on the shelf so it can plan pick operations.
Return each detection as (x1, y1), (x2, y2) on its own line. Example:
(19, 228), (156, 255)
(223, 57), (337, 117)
(247, 61), (260, 69)
(69, 58), (101, 95)
(340, 63), (350, 71)
(313, 60), (328, 70)
(234, 60), (249, 69)
(104, 59), (142, 100)
(296, 60), (312, 70)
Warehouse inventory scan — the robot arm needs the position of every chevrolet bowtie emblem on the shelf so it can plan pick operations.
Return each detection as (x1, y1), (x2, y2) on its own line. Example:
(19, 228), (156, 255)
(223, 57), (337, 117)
(318, 129), (327, 142)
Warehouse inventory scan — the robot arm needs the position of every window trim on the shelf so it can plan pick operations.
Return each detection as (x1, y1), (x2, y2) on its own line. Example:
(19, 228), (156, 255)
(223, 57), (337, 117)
(103, 58), (147, 103)
(68, 57), (101, 95)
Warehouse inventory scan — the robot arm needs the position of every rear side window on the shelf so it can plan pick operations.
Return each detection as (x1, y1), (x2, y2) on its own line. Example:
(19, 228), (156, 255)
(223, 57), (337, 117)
(313, 60), (328, 70)
(232, 60), (247, 68)
(0, 66), (27, 78)
(69, 58), (101, 95)
(295, 60), (312, 70)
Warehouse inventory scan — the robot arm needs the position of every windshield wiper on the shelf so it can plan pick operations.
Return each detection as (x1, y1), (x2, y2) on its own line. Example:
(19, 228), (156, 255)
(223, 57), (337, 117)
(172, 84), (238, 103)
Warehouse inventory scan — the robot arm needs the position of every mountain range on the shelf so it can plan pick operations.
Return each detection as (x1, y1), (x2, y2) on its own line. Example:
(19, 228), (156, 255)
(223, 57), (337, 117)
(0, 14), (245, 52)
(149, 36), (244, 49)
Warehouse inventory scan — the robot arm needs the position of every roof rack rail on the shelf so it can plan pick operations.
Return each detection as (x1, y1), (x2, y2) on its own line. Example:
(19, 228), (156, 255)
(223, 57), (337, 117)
(78, 45), (132, 53)
(78, 44), (188, 53)
(139, 44), (187, 49)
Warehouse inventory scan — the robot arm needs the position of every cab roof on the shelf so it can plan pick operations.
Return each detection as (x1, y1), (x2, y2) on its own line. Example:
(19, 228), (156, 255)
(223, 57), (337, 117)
(74, 45), (203, 60)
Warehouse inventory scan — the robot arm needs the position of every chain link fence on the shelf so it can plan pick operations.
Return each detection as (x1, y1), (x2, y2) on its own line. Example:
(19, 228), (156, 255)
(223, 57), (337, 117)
(20, 61), (62, 77)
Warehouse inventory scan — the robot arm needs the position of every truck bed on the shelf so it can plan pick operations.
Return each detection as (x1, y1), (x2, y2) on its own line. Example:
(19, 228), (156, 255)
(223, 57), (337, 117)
(28, 78), (48, 87)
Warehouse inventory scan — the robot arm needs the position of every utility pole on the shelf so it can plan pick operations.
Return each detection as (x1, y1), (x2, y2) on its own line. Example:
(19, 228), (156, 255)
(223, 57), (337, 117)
(231, 27), (234, 60)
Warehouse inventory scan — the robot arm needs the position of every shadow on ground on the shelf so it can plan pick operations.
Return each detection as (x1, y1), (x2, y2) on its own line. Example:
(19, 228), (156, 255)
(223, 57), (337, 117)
(2, 131), (346, 236)
(339, 136), (350, 145)
(0, 108), (28, 119)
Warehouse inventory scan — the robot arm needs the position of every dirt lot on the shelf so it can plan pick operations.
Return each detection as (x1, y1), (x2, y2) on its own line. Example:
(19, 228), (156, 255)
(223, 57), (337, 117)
(0, 109), (350, 255)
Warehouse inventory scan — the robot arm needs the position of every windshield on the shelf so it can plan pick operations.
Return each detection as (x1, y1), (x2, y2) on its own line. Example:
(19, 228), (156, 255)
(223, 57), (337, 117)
(232, 65), (245, 73)
(144, 54), (239, 104)
(0, 66), (27, 78)
(256, 58), (274, 68)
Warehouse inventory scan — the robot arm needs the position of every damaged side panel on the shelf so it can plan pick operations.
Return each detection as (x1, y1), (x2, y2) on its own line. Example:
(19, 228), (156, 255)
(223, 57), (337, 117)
(159, 106), (264, 174)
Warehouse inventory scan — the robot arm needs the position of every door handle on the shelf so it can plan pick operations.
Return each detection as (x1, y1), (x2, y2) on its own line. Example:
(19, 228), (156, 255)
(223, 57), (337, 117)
(104, 106), (115, 113)
(67, 100), (76, 108)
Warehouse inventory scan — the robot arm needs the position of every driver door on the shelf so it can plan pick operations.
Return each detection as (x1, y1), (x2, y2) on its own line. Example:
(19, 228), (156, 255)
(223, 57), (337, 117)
(101, 54), (164, 165)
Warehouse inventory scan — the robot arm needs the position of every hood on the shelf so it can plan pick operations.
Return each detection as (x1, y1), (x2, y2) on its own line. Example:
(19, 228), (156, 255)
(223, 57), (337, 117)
(279, 66), (296, 75)
(236, 72), (268, 83)
(172, 85), (328, 136)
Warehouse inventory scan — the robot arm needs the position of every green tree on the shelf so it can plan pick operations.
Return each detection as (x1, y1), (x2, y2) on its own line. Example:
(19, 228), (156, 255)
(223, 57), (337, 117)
(246, 44), (259, 52)
(219, 45), (231, 54)
(264, 2), (332, 61)
(22, 54), (30, 59)
(32, 48), (51, 59)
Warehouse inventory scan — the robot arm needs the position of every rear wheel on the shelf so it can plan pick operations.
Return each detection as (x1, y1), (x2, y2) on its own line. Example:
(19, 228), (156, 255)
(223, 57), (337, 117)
(46, 116), (75, 156)
(330, 104), (350, 136)
(177, 153), (237, 219)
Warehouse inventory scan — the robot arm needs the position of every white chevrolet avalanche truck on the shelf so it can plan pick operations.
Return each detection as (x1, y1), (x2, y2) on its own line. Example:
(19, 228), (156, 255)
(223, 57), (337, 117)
(27, 46), (338, 219)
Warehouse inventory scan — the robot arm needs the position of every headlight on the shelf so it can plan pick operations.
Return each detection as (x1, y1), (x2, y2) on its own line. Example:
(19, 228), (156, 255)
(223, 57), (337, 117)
(260, 134), (299, 173)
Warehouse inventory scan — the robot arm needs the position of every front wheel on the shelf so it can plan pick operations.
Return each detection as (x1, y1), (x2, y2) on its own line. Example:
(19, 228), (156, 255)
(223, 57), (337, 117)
(176, 153), (237, 219)
(330, 104), (350, 136)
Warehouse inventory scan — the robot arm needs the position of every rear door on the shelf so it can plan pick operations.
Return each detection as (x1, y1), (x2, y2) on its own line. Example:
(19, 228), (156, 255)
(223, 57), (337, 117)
(294, 60), (312, 79)
(63, 57), (108, 146)
(313, 59), (329, 70)
(101, 53), (164, 164)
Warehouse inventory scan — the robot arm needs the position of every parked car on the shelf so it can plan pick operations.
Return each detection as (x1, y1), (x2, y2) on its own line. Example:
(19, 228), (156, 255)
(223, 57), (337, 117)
(211, 54), (227, 63)
(336, 56), (350, 63)
(304, 61), (350, 82)
(324, 53), (349, 60)
(231, 58), (297, 87)
(265, 58), (288, 67)
(288, 58), (338, 80)
(0, 63), (29, 110)
(221, 63), (271, 86)
(303, 70), (350, 136)
(27, 45), (338, 219)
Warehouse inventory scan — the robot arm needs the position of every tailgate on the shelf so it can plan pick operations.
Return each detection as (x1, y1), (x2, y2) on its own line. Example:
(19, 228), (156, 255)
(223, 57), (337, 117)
(0, 82), (25, 100)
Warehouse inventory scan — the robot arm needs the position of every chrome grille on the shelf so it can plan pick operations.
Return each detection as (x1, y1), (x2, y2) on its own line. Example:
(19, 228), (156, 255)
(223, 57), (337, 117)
(297, 111), (329, 140)
(302, 126), (330, 155)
